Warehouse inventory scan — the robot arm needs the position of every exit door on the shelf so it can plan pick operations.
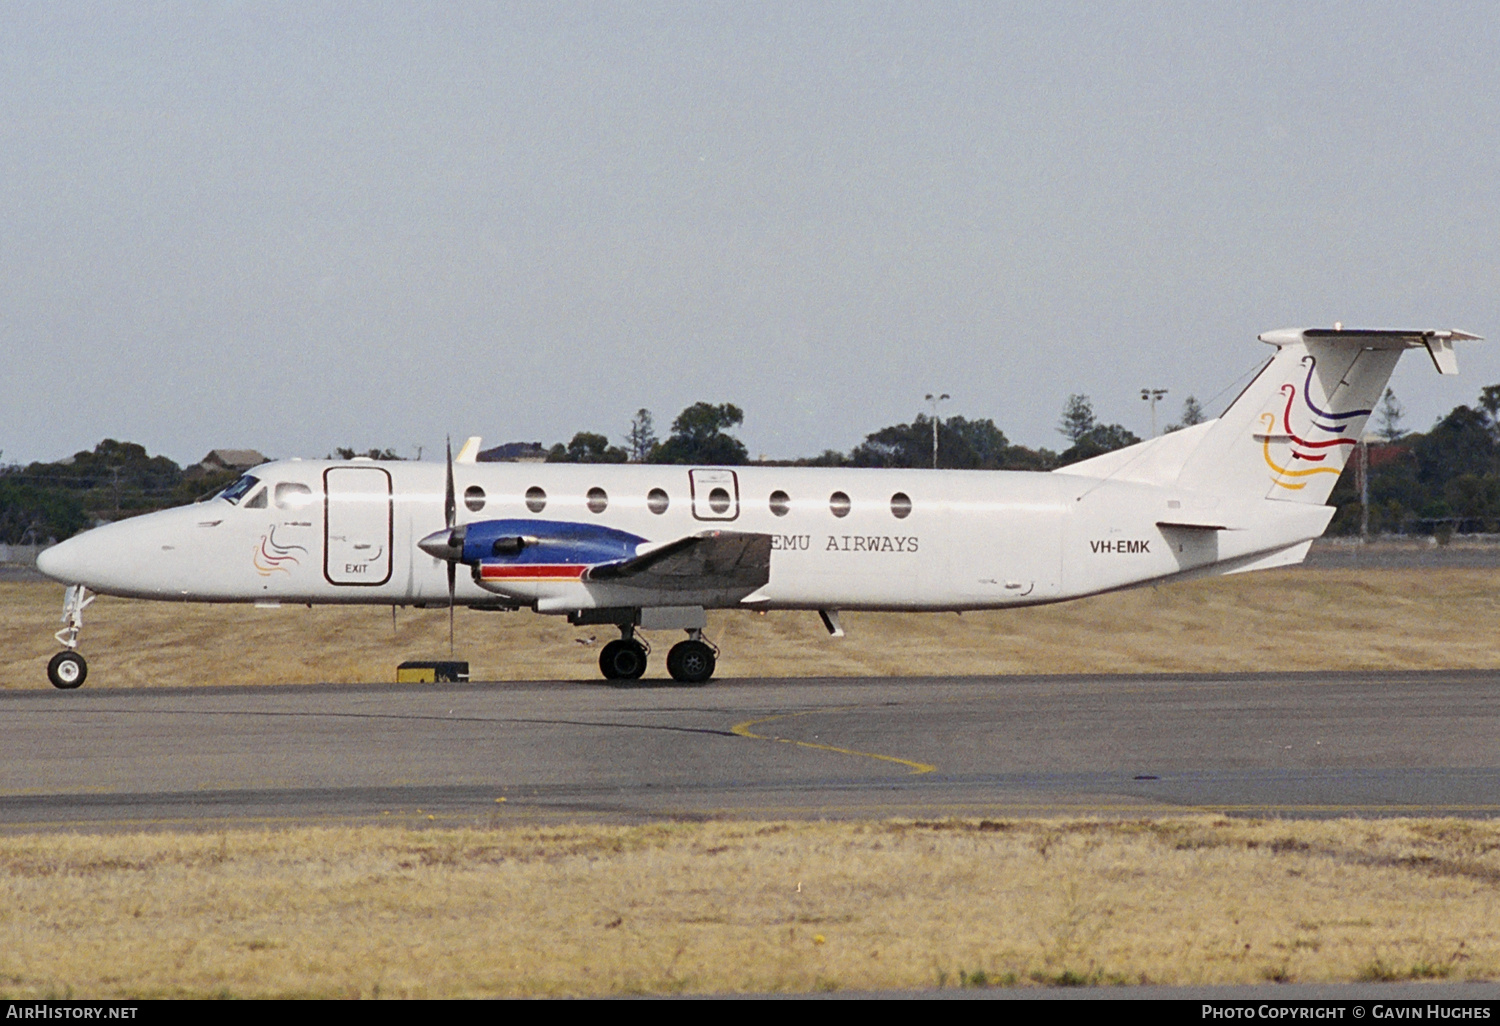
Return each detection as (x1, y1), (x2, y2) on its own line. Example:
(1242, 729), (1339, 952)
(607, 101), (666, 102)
(324, 466), (393, 585)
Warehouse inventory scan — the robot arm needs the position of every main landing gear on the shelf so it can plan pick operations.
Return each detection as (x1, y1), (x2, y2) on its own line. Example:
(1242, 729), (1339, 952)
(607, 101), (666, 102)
(665, 637), (716, 685)
(599, 634), (649, 680)
(596, 624), (717, 685)
(47, 585), (93, 690)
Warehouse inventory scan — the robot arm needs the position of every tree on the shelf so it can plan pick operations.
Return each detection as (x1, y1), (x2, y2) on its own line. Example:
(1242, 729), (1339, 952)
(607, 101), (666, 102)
(1443, 472), (1500, 533)
(333, 447), (403, 460)
(849, 417), (932, 468)
(63, 440), (181, 492)
(1053, 395), (1140, 465)
(624, 409), (657, 463)
(1480, 384), (1500, 424)
(1180, 396), (1206, 426)
(850, 414), (1021, 470)
(0, 481), (89, 543)
(547, 432), (628, 464)
(796, 449), (850, 467)
(1166, 396), (1207, 432)
(1375, 389), (1407, 442)
(15, 440), (184, 517)
(1058, 394), (1096, 446)
(844, 411), (1055, 470)
(650, 403), (749, 465)
(1412, 405), (1496, 492)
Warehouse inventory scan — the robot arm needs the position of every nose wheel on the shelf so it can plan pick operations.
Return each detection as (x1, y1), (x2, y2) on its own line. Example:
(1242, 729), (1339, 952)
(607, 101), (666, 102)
(47, 585), (94, 689)
(47, 650), (88, 690)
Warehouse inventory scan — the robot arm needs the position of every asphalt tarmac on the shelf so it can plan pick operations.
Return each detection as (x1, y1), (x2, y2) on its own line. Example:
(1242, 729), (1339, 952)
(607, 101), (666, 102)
(2, 669), (1498, 831)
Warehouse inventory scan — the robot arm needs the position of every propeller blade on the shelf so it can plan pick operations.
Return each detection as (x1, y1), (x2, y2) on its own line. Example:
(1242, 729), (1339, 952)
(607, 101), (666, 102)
(444, 436), (456, 530)
(445, 436), (457, 655)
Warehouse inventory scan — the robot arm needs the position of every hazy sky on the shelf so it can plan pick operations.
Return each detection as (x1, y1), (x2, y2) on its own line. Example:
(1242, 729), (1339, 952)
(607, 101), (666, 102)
(4, 2), (1497, 466)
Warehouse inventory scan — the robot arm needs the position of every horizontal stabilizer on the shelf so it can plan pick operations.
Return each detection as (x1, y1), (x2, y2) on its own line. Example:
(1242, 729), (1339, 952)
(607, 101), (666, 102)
(1218, 539), (1314, 575)
(1258, 327), (1480, 376)
(1157, 519), (1230, 532)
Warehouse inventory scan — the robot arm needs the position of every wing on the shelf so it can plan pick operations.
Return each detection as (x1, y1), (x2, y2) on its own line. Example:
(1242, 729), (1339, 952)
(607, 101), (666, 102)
(585, 530), (771, 592)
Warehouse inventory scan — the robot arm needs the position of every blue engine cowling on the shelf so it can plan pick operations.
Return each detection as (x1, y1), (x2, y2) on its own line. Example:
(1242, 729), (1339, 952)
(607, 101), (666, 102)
(459, 519), (647, 568)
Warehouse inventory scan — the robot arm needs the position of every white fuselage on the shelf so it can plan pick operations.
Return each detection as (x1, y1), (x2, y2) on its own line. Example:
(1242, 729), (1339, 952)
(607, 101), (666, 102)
(37, 457), (1331, 613)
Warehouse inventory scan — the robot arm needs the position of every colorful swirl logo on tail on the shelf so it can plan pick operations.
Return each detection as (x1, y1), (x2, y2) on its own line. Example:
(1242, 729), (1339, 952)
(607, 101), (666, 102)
(253, 527), (307, 576)
(1262, 357), (1369, 490)
(1301, 355), (1373, 425)
(1259, 413), (1340, 490)
(1277, 385), (1360, 460)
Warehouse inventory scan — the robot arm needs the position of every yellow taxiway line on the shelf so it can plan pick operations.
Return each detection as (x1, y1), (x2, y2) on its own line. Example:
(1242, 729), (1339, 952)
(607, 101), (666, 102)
(731, 707), (937, 775)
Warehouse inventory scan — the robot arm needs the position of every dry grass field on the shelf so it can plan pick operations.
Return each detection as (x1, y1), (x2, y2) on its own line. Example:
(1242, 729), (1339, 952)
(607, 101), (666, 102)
(2, 816), (1498, 997)
(4, 565), (1498, 996)
(4, 566), (1500, 688)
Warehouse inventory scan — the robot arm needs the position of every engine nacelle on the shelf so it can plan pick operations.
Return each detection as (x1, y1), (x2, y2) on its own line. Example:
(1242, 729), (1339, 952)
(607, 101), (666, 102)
(457, 519), (646, 569)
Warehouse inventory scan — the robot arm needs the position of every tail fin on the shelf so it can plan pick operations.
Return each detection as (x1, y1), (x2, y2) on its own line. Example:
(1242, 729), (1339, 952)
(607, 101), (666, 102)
(1179, 328), (1478, 504)
(1058, 327), (1480, 504)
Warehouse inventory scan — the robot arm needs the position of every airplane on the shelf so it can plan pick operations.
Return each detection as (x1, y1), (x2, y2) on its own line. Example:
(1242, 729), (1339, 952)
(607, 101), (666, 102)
(34, 325), (1480, 689)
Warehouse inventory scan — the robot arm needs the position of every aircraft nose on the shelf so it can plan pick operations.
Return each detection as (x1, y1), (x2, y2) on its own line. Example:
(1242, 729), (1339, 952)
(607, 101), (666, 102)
(35, 534), (89, 584)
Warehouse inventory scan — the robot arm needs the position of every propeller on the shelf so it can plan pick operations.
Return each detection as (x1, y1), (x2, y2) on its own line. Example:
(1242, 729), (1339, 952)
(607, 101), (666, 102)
(445, 436), (456, 655)
(417, 437), (470, 654)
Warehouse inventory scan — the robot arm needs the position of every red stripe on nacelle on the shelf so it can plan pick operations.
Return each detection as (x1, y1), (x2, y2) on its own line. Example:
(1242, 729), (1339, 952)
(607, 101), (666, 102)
(479, 564), (588, 581)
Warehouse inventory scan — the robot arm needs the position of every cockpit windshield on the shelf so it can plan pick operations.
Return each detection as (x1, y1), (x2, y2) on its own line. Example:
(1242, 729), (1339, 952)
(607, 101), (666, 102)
(217, 475), (261, 505)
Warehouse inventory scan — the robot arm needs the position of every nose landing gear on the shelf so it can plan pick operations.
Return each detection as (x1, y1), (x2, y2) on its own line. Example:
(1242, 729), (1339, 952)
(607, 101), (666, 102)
(47, 651), (87, 689)
(47, 585), (93, 690)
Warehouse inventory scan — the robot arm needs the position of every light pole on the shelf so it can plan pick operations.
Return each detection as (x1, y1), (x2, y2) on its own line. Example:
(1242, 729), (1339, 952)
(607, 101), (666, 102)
(1140, 388), (1168, 437)
(1358, 432), (1370, 541)
(925, 393), (950, 469)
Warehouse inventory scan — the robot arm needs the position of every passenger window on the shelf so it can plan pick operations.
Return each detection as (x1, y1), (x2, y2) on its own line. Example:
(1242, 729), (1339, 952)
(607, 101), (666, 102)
(647, 488), (669, 515)
(464, 485), (486, 512)
(245, 487), (268, 509)
(829, 491), (851, 518)
(890, 492), (912, 519)
(769, 490), (790, 517)
(587, 487), (608, 514)
(525, 486), (547, 513)
(274, 482), (314, 509)
(708, 487), (731, 514)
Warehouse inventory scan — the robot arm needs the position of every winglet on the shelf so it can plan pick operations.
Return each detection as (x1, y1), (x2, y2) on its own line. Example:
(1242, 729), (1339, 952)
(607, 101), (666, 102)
(455, 437), (483, 464)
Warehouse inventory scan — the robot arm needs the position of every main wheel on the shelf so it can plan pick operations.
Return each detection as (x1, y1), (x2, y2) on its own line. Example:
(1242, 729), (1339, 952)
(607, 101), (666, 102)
(47, 651), (87, 690)
(598, 639), (647, 680)
(666, 640), (716, 685)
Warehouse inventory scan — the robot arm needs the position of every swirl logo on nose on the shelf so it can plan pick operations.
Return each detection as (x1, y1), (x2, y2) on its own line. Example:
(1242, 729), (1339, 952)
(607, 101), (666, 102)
(253, 527), (307, 576)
